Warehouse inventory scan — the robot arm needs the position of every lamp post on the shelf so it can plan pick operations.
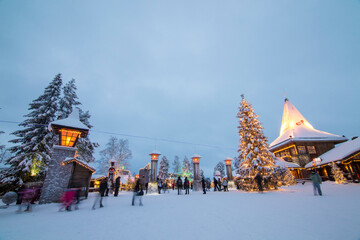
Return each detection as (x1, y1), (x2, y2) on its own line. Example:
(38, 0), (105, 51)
(149, 151), (161, 182)
(40, 109), (89, 203)
(224, 157), (236, 189)
(192, 154), (201, 191)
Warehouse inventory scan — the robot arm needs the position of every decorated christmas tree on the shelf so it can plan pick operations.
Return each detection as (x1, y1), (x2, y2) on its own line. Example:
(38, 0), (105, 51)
(332, 162), (347, 184)
(237, 95), (277, 191)
(182, 156), (193, 179)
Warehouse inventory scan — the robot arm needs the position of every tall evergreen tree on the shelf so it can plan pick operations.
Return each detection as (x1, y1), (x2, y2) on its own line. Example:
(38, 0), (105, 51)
(172, 155), (181, 175)
(98, 137), (132, 174)
(214, 161), (225, 178)
(158, 156), (170, 180)
(4, 74), (63, 183)
(57, 79), (98, 162)
(237, 95), (276, 190)
(233, 156), (241, 171)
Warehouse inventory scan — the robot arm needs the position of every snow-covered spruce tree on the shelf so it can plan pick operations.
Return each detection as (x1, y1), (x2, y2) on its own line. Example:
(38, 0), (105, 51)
(4, 74), (62, 184)
(214, 161), (225, 178)
(274, 166), (296, 186)
(237, 95), (277, 191)
(57, 79), (98, 162)
(182, 156), (193, 179)
(158, 156), (170, 180)
(98, 137), (132, 174)
(332, 162), (347, 184)
(172, 155), (181, 175)
(233, 156), (241, 171)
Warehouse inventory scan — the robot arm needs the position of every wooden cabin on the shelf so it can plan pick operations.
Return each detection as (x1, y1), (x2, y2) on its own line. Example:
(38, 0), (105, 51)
(269, 99), (347, 171)
(62, 158), (95, 197)
(305, 137), (360, 182)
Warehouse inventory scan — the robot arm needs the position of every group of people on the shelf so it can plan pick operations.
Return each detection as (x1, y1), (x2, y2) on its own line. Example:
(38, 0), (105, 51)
(92, 176), (121, 209)
(213, 177), (229, 192)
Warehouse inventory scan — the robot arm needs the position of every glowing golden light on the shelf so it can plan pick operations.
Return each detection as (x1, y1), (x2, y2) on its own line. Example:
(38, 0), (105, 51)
(192, 158), (200, 163)
(59, 129), (81, 147)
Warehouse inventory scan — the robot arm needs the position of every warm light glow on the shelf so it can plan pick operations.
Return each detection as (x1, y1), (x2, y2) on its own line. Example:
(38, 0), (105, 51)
(225, 160), (232, 165)
(279, 100), (314, 136)
(150, 154), (160, 161)
(192, 158), (199, 163)
(59, 129), (81, 147)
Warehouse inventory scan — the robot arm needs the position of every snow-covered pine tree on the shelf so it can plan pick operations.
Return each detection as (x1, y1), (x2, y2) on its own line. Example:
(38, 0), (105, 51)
(233, 156), (241, 171)
(57, 79), (81, 120)
(172, 155), (181, 175)
(57, 79), (98, 162)
(98, 137), (132, 174)
(332, 162), (347, 184)
(4, 74), (63, 183)
(237, 95), (277, 190)
(158, 156), (170, 180)
(214, 161), (225, 178)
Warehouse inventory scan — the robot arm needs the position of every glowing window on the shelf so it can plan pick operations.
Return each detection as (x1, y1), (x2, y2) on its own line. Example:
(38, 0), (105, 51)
(307, 146), (316, 154)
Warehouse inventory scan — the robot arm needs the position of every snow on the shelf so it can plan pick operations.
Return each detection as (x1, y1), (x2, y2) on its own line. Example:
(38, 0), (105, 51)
(275, 158), (301, 168)
(1, 182), (360, 240)
(305, 138), (360, 168)
(49, 108), (89, 131)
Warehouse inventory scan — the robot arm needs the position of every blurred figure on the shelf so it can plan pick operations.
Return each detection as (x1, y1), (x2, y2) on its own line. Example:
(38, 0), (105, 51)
(184, 177), (190, 195)
(177, 177), (183, 195)
(201, 177), (206, 194)
(114, 176), (121, 197)
(157, 178), (162, 194)
(92, 178), (107, 209)
(17, 186), (35, 213)
(222, 178), (228, 192)
(59, 189), (76, 211)
(132, 179), (143, 206)
(213, 177), (218, 192)
(309, 171), (322, 196)
(254, 172), (263, 193)
(105, 178), (113, 196)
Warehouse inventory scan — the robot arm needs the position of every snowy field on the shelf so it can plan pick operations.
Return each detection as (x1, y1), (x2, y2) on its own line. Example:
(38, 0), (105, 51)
(1, 182), (360, 240)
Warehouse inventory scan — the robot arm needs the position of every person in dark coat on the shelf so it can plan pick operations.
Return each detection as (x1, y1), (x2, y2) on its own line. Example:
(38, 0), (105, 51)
(92, 178), (107, 209)
(201, 177), (206, 194)
(213, 177), (218, 192)
(177, 177), (183, 195)
(184, 177), (190, 195)
(114, 176), (121, 197)
(132, 179), (143, 206)
(309, 171), (322, 196)
(254, 172), (263, 193)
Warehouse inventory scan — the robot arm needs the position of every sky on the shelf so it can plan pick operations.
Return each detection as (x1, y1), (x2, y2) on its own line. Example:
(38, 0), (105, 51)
(0, 0), (359, 176)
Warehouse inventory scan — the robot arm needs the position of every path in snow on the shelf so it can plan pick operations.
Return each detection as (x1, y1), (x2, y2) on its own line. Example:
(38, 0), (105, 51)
(0, 182), (359, 240)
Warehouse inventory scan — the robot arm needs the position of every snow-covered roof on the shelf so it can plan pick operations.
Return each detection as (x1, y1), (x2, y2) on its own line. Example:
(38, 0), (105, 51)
(191, 154), (202, 158)
(91, 174), (106, 180)
(149, 150), (161, 155)
(63, 157), (96, 173)
(270, 99), (346, 149)
(305, 137), (360, 168)
(275, 158), (301, 168)
(49, 108), (89, 132)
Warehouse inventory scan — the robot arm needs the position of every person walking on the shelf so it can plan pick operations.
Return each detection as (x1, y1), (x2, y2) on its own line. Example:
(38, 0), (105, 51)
(201, 177), (206, 194)
(132, 179), (143, 206)
(254, 172), (263, 193)
(105, 178), (112, 196)
(114, 176), (121, 197)
(184, 177), (190, 195)
(157, 178), (162, 194)
(222, 178), (228, 192)
(92, 178), (107, 209)
(309, 171), (322, 196)
(177, 176), (183, 195)
(213, 177), (218, 192)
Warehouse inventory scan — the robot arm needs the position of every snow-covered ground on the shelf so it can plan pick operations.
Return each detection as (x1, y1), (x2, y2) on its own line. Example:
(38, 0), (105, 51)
(1, 182), (360, 240)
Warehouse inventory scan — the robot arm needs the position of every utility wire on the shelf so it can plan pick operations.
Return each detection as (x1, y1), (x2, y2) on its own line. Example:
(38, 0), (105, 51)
(0, 119), (237, 151)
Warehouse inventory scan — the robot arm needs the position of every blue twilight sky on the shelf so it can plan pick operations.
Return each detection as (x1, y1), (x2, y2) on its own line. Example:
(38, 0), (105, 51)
(0, 0), (359, 176)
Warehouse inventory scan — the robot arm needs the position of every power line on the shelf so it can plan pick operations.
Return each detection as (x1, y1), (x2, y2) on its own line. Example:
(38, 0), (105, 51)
(0, 119), (237, 151)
